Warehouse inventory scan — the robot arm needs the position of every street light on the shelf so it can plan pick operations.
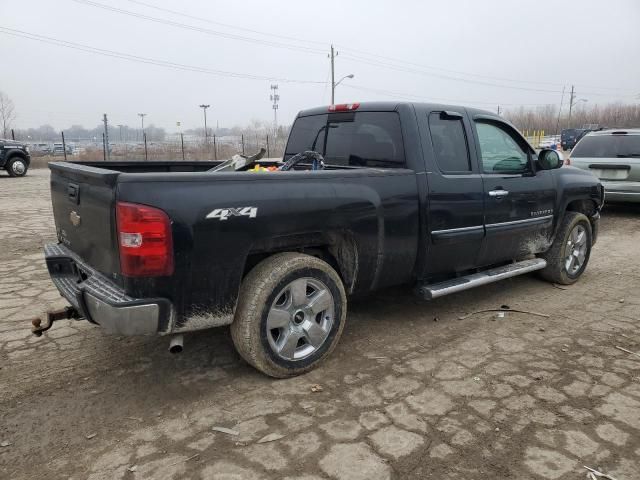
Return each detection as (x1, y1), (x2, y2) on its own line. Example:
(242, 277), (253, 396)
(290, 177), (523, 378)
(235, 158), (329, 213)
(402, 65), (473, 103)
(199, 104), (210, 144)
(332, 74), (354, 103)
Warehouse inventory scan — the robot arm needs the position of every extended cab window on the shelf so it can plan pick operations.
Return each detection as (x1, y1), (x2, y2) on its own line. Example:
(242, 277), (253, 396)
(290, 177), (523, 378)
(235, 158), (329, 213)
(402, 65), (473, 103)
(428, 112), (471, 172)
(475, 122), (530, 174)
(285, 112), (405, 168)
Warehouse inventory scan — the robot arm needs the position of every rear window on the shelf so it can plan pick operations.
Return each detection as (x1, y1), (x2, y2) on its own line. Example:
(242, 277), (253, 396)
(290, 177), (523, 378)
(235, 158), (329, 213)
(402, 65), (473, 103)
(571, 134), (640, 158)
(285, 112), (405, 167)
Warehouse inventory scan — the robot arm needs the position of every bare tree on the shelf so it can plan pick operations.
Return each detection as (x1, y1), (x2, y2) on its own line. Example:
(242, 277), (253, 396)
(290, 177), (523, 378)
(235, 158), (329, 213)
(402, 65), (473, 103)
(0, 91), (17, 138)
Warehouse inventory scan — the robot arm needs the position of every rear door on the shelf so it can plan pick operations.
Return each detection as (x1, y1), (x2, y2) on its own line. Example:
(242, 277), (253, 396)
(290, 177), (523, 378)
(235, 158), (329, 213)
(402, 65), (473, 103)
(471, 118), (556, 267)
(49, 162), (120, 278)
(419, 109), (484, 275)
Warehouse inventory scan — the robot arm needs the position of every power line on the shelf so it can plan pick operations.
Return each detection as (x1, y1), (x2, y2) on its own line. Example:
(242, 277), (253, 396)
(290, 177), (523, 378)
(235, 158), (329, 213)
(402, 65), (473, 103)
(339, 48), (565, 88)
(72, 0), (638, 96)
(70, 0), (326, 55)
(340, 54), (563, 94)
(123, 0), (326, 48)
(105, 1), (637, 95)
(0, 27), (326, 85)
(341, 83), (566, 107)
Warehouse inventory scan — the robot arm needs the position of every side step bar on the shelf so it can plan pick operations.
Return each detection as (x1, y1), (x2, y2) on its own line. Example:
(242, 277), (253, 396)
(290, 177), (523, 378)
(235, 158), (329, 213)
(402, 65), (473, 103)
(418, 258), (547, 300)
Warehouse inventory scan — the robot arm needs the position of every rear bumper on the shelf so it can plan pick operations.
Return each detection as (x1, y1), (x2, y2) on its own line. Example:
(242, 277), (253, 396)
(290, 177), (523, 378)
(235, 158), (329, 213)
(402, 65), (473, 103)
(44, 243), (172, 335)
(601, 181), (640, 203)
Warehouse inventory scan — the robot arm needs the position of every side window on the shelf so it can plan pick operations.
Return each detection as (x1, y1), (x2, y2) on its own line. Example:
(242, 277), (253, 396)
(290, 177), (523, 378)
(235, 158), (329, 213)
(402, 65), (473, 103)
(324, 112), (405, 168)
(475, 122), (530, 173)
(428, 112), (471, 172)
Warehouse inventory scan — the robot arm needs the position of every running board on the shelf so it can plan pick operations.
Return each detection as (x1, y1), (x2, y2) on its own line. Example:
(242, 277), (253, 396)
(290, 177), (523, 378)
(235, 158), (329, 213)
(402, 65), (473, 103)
(418, 258), (547, 300)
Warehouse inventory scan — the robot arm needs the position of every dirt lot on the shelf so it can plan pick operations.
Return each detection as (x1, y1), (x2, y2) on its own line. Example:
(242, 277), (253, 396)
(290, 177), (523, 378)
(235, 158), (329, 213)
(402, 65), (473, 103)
(1, 169), (639, 480)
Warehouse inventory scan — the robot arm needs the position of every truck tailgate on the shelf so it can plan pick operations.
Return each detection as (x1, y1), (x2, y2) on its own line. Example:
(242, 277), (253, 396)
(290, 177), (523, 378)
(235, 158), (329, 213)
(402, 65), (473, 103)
(49, 162), (121, 280)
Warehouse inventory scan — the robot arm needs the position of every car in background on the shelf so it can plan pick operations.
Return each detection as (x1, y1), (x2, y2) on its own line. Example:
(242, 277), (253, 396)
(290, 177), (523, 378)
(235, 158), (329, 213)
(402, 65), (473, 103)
(561, 128), (587, 150)
(539, 135), (560, 150)
(52, 142), (74, 156)
(568, 129), (640, 202)
(0, 139), (31, 176)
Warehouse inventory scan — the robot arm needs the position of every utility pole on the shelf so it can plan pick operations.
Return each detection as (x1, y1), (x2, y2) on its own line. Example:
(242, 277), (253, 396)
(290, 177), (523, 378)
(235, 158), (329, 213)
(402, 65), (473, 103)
(117, 124), (123, 143)
(138, 113), (147, 142)
(270, 84), (279, 134)
(497, 105), (501, 115)
(102, 113), (110, 161)
(330, 45), (336, 104)
(567, 85), (575, 128)
(199, 104), (210, 145)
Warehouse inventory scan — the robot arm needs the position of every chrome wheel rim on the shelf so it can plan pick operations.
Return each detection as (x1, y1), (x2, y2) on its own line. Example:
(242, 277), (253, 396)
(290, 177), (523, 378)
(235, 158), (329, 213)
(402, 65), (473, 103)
(266, 277), (334, 361)
(12, 160), (26, 175)
(564, 224), (588, 275)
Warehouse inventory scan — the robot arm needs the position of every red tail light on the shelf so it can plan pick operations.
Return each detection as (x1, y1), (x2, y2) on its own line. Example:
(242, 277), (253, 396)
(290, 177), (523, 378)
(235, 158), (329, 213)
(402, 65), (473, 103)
(116, 202), (174, 277)
(328, 103), (360, 112)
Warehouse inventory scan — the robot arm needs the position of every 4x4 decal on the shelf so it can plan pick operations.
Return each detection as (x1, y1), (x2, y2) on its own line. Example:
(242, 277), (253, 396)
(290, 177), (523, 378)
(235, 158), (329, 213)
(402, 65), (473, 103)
(206, 207), (258, 221)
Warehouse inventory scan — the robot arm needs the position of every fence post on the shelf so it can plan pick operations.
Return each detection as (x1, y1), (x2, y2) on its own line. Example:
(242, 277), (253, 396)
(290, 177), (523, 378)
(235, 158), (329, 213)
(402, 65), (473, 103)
(266, 135), (270, 158)
(143, 132), (148, 161)
(102, 133), (106, 161)
(181, 133), (185, 161)
(241, 134), (245, 154)
(11, 129), (15, 140)
(213, 134), (217, 160)
(62, 131), (67, 161)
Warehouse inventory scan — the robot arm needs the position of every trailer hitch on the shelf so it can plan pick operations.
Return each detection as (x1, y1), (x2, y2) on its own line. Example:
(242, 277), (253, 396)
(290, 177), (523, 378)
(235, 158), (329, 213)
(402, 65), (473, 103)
(30, 306), (81, 337)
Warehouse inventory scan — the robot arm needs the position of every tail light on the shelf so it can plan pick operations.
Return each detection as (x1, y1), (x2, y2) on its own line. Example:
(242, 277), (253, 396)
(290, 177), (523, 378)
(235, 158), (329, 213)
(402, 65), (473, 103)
(116, 202), (174, 277)
(328, 103), (360, 112)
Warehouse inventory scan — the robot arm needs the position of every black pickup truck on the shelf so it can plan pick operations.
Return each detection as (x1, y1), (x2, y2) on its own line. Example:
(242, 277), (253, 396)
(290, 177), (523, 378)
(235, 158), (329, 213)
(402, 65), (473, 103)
(0, 138), (31, 176)
(38, 102), (603, 377)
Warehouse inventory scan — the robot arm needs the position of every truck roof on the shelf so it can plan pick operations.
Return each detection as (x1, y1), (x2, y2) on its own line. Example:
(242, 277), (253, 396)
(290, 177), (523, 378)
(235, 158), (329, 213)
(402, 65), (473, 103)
(297, 101), (495, 118)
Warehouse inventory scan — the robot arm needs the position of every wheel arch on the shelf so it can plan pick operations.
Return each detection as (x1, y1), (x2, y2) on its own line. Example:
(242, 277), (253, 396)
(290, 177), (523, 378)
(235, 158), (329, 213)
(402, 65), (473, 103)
(6, 150), (30, 166)
(243, 231), (358, 295)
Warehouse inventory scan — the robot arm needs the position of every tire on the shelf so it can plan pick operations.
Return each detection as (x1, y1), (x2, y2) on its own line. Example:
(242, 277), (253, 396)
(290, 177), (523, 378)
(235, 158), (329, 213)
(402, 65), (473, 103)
(230, 252), (347, 378)
(6, 157), (28, 177)
(539, 212), (592, 285)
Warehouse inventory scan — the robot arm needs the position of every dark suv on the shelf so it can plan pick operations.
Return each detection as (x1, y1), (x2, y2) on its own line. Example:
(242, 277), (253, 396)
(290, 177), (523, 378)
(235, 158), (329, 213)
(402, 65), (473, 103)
(0, 139), (31, 177)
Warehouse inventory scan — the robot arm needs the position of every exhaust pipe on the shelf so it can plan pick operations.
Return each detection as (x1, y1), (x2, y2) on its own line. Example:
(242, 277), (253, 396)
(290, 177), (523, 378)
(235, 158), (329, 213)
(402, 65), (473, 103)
(169, 335), (184, 354)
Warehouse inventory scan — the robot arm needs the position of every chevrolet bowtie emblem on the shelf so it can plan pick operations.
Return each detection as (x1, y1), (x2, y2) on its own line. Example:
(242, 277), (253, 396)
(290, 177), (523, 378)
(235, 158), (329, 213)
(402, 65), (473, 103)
(70, 211), (81, 227)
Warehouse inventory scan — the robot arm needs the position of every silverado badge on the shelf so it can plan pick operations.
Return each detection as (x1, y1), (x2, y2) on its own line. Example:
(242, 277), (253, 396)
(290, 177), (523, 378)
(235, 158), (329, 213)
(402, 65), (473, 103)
(70, 211), (81, 226)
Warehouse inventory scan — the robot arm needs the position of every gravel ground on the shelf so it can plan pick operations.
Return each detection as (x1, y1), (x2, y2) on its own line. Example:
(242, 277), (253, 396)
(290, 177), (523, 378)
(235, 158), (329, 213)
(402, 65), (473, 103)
(1, 168), (639, 480)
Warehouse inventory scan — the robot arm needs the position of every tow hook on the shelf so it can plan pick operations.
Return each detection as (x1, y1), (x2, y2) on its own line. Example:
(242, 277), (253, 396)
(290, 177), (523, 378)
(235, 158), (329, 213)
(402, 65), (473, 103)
(30, 306), (81, 337)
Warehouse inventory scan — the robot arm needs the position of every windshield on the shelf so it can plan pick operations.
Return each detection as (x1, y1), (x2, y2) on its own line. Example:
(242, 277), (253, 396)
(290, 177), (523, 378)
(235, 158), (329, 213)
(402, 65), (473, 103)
(571, 134), (640, 158)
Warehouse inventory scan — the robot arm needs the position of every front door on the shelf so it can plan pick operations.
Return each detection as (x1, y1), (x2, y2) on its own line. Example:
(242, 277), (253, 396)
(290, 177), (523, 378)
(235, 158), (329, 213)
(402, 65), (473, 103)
(472, 118), (556, 267)
(421, 110), (485, 276)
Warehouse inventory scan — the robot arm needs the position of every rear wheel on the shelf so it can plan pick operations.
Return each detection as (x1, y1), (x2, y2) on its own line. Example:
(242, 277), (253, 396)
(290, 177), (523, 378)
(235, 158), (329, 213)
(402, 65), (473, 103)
(231, 253), (347, 378)
(6, 157), (28, 177)
(539, 212), (592, 285)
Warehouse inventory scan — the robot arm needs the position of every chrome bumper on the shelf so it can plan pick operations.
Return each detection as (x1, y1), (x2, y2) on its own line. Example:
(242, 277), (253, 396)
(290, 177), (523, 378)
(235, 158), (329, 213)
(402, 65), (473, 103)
(44, 243), (171, 335)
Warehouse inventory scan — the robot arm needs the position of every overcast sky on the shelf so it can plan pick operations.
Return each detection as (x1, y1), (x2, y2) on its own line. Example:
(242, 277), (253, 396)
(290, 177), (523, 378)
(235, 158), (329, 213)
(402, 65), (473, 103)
(1, 0), (639, 132)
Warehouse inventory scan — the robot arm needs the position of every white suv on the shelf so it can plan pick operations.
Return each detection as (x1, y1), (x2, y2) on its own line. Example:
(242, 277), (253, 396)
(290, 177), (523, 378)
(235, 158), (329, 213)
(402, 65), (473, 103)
(568, 129), (640, 203)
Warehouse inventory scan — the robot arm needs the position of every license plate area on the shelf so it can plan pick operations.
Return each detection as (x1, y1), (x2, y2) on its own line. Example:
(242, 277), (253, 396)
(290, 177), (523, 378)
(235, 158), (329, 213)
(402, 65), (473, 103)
(589, 164), (630, 181)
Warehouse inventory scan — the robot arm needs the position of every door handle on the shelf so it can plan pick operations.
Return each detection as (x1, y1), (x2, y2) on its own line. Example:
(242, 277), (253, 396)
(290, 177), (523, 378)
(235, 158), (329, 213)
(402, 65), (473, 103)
(489, 189), (509, 197)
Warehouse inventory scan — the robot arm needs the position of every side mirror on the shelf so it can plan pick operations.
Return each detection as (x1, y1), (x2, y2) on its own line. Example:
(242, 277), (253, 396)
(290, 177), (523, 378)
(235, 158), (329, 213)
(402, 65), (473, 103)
(537, 149), (564, 170)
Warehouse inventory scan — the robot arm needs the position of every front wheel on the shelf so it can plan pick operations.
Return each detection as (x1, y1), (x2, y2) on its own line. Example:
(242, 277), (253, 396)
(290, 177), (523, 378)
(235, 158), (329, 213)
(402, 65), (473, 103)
(230, 253), (347, 378)
(539, 212), (592, 285)
(6, 157), (28, 177)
